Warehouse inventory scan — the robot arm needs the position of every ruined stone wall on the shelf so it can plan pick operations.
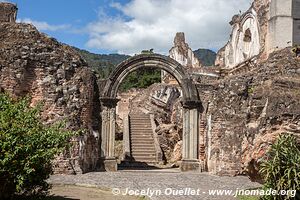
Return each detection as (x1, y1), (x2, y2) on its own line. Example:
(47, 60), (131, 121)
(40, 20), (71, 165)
(0, 22), (101, 174)
(216, 0), (300, 69)
(218, 1), (266, 69)
(169, 32), (202, 69)
(0, 2), (17, 23)
(200, 48), (300, 178)
(162, 32), (202, 84)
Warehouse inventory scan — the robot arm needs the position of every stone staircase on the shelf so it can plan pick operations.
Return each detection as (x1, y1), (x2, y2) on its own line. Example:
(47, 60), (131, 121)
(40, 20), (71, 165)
(129, 114), (158, 163)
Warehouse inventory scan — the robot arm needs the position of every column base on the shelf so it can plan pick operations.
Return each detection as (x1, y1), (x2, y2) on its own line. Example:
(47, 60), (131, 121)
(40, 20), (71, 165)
(180, 159), (200, 172)
(103, 158), (117, 172)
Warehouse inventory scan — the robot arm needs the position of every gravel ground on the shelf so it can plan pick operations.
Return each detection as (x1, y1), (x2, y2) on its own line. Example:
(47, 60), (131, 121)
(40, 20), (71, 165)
(48, 169), (261, 200)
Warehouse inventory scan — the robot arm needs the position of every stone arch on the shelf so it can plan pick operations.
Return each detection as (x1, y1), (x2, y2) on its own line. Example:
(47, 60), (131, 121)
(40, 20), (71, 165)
(100, 53), (203, 172)
(102, 54), (199, 102)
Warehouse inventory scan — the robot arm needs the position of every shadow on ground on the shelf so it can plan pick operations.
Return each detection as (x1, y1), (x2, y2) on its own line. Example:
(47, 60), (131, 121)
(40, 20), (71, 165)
(118, 160), (179, 171)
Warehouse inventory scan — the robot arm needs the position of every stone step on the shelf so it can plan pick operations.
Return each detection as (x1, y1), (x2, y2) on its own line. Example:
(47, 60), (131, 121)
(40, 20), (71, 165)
(132, 155), (157, 159)
(130, 123), (150, 125)
(130, 117), (150, 120)
(130, 123), (150, 126)
(129, 127), (153, 133)
(131, 148), (155, 152)
(132, 152), (156, 156)
(130, 122), (151, 124)
(132, 156), (156, 162)
(130, 124), (150, 127)
(130, 121), (149, 124)
(118, 161), (158, 168)
(131, 144), (155, 148)
(130, 138), (154, 142)
(131, 149), (156, 153)
(131, 141), (154, 145)
(132, 158), (157, 162)
(131, 143), (156, 147)
(130, 114), (150, 118)
(130, 135), (153, 138)
(130, 132), (153, 135)
(130, 138), (153, 141)
(130, 131), (152, 134)
(130, 138), (153, 142)
(131, 145), (155, 148)
(130, 134), (153, 137)
(131, 153), (156, 157)
(130, 133), (153, 136)
(130, 119), (150, 122)
(130, 131), (153, 134)
(128, 114), (158, 165)
(130, 114), (149, 116)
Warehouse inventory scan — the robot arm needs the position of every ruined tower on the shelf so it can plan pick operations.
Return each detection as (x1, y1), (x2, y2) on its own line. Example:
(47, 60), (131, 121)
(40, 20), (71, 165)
(0, 2), (17, 23)
(162, 32), (202, 84)
(268, 0), (300, 52)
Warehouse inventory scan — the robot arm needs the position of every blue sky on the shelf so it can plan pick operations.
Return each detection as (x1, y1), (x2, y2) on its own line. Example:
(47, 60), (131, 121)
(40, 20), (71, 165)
(3, 0), (252, 55)
(11, 0), (128, 54)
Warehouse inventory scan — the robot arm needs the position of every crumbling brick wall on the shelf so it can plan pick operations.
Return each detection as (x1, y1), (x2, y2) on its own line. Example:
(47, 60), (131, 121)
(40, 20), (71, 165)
(0, 2), (17, 23)
(0, 22), (101, 174)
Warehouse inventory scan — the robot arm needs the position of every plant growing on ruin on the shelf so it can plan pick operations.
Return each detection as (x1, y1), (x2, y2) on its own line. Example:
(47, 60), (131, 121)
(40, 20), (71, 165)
(291, 45), (300, 57)
(259, 134), (300, 199)
(0, 93), (76, 199)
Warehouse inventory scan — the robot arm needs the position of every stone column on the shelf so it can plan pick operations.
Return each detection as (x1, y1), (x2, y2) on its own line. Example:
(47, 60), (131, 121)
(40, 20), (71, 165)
(100, 98), (119, 172)
(181, 101), (201, 171)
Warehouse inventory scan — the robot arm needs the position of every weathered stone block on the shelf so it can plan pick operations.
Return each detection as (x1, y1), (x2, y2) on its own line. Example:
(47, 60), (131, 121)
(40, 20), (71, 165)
(180, 160), (200, 172)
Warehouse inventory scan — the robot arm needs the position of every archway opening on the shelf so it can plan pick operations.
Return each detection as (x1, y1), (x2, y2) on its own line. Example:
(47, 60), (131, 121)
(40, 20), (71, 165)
(115, 67), (183, 170)
(100, 53), (202, 172)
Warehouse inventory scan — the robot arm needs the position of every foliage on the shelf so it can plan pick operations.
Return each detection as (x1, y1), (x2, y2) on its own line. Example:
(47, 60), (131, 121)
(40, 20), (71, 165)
(193, 48), (217, 66)
(259, 134), (300, 200)
(119, 68), (161, 92)
(291, 45), (300, 57)
(74, 47), (161, 91)
(74, 47), (130, 79)
(247, 86), (255, 94)
(0, 93), (76, 199)
(238, 195), (259, 200)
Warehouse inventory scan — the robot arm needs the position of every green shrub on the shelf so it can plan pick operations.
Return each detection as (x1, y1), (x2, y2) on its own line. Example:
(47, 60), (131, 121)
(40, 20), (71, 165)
(0, 93), (76, 199)
(259, 134), (300, 199)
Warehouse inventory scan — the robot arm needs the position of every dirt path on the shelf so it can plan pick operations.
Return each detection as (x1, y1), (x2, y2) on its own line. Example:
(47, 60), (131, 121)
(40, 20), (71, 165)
(50, 185), (140, 200)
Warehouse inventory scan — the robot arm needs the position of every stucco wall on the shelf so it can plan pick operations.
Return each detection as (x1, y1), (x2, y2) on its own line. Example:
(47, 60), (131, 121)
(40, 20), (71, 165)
(268, 0), (294, 52)
(293, 0), (300, 45)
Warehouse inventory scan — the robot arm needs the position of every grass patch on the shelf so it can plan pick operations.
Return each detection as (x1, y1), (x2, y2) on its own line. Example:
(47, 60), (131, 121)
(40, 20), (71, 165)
(237, 195), (260, 200)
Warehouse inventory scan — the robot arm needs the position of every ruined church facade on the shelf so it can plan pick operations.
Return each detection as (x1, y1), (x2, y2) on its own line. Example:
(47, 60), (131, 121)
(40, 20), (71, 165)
(215, 0), (300, 69)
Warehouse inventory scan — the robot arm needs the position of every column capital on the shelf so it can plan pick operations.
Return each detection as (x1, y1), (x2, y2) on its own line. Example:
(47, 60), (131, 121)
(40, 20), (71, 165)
(100, 97), (119, 108)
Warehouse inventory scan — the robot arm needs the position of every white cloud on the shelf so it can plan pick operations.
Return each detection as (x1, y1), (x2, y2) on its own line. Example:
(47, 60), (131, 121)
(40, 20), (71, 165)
(17, 18), (70, 32)
(86, 0), (252, 54)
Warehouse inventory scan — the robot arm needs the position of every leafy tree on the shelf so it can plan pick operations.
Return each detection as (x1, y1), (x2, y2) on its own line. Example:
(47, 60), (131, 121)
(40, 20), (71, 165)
(74, 47), (162, 90)
(0, 93), (76, 199)
(119, 68), (161, 92)
(259, 134), (300, 200)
